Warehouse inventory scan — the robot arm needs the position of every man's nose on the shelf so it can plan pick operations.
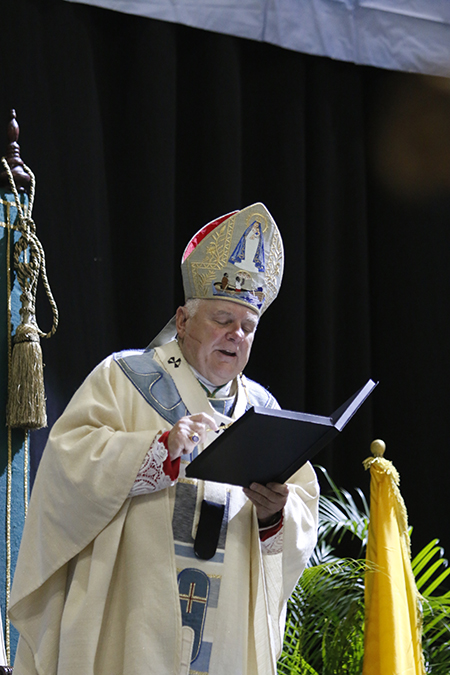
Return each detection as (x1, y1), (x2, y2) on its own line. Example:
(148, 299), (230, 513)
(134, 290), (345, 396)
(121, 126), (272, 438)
(226, 324), (244, 341)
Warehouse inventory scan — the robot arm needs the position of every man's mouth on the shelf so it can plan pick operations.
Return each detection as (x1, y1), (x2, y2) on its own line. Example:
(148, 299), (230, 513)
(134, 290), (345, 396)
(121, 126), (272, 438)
(218, 349), (236, 357)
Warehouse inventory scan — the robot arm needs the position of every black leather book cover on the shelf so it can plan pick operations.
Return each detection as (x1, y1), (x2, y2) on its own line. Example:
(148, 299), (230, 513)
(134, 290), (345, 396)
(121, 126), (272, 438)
(185, 379), (377, 487)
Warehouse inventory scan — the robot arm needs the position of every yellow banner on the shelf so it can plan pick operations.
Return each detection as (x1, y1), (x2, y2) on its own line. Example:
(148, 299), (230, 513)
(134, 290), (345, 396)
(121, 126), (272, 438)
(363, 446), (425, 675)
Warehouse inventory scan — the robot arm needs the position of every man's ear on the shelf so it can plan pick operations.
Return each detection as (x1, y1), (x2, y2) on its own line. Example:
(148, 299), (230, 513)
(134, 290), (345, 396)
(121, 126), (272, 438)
(175, 306), (189, 339)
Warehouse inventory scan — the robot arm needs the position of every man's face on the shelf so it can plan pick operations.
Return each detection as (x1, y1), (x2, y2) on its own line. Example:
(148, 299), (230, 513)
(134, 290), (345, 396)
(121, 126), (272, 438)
(176, 299), (259, 386)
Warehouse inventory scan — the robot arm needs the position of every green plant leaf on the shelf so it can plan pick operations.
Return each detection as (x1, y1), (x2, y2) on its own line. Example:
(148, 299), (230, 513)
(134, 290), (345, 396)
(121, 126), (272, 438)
(411, 539), (442, 574)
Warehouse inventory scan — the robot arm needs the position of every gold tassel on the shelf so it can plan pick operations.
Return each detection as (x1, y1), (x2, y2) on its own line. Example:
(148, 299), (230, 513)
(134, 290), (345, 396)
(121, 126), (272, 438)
(2, 154), (58, 430)
(6, 322), (47, 429)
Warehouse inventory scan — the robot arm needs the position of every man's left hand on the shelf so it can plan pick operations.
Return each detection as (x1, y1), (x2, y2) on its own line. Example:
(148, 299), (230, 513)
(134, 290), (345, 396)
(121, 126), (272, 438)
(243, 482), (288, 525)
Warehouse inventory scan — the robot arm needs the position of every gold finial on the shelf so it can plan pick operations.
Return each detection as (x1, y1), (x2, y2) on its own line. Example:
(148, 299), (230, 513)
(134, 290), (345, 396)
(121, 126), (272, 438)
(370, 439), (386, 457)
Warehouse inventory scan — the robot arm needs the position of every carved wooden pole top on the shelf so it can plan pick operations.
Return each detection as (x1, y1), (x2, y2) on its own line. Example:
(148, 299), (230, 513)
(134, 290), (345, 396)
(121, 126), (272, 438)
(0, 109), (31, 193)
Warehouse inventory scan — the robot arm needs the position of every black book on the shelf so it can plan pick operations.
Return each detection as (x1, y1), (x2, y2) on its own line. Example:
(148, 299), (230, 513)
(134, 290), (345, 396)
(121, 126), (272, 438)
(185, 379), (378, 487)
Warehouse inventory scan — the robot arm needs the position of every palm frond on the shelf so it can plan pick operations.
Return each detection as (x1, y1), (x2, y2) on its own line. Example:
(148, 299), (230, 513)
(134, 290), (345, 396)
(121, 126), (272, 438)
(279, 615), (320, 675)
(412, 540), (450, 596)
(322, 602), (365, 674)
(280, 559), (367, 674)
(412, 539), (444, 575)
(316, 465), (370, 555)
(414, 542), (450, 672)
(307, 539), (341, 567)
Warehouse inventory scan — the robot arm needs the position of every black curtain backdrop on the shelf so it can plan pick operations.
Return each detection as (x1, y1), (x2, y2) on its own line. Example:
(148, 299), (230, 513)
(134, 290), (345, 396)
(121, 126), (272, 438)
(2, 0), (450, 560)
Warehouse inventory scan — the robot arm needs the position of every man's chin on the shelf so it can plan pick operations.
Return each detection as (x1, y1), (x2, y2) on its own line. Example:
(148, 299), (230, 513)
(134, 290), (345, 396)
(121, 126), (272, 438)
(207, 366), (240, 387)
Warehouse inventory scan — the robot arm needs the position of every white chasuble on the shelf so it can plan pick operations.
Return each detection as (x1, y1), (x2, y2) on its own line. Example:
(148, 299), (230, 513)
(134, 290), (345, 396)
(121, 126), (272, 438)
(10, 342), (319, 675)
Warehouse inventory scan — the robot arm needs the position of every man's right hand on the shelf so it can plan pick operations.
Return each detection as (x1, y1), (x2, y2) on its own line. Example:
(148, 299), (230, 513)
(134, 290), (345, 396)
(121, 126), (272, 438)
(167, 413), (218, 461)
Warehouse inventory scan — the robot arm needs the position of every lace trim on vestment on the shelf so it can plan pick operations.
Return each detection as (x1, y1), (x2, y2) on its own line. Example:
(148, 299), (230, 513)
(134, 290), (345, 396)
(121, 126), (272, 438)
(128, 434), (173, 496)
(260, 528), (283, 555)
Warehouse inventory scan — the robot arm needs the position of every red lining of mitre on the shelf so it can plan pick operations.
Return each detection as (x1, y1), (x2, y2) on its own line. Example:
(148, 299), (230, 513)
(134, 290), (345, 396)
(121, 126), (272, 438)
(182, 211), (238, 262)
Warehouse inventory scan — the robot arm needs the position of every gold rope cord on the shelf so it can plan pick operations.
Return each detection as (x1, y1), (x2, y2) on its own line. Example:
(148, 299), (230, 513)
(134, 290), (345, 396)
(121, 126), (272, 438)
(1, 160), (58, 341)
(23, 434), (29, 519)
(2, 197), (30, 664)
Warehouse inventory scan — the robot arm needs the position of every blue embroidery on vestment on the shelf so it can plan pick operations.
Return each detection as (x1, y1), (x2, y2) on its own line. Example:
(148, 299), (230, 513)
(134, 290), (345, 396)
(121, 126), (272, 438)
(192, 640), (212, 672)
(207, 578), (220, 609)
(178, 569), (210, 661)
(113, 349), (189, 426)
(241, 375), (279, 410)
(208, 397), (235, 417)
(114, 349), (277, 420)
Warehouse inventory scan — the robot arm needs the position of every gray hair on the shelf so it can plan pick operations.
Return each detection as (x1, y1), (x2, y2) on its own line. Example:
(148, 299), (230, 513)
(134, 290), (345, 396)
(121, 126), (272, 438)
(184, 298), (203, 318)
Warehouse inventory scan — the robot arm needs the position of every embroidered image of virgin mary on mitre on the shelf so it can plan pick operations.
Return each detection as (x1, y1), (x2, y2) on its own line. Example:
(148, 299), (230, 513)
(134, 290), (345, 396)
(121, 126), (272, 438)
(150, 203), (284, 347)
(228, 219), (265, 273)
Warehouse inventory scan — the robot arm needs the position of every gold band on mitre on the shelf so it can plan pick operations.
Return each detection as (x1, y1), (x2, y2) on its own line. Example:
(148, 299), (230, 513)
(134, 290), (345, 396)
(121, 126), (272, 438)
(181, 203), (284, 316)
